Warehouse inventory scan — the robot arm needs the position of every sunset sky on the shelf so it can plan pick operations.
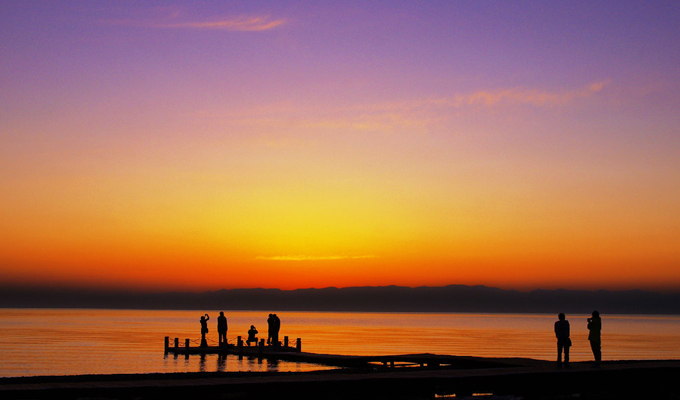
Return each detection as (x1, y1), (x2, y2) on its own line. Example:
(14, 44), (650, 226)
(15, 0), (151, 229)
(2, 1), (679, 292)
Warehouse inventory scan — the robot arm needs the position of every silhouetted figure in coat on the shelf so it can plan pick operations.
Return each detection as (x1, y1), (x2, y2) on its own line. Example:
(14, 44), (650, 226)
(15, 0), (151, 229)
(217, 311), (228, 346)
(554, 313), (571, 367)
(200, 314), (210, 347)
(246, 325), (258, 346)
(588, 310), (602, 366)
(272, 314), (281, 347)
(267, 314), (274, 345)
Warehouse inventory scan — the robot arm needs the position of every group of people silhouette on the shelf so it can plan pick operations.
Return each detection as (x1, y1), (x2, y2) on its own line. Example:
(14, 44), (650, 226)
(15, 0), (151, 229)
(198, 312), (282, 348)
(200, 310), (603, 364)
(554, 310), (602, 368)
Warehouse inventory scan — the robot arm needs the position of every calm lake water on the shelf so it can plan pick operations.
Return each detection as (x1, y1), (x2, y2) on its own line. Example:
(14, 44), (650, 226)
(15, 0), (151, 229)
(1, 309), (679, 377)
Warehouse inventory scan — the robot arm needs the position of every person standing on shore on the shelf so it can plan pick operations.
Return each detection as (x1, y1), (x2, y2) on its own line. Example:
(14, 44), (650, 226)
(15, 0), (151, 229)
(217, 311), (228, 347)
(554, 313), (571, 368)
(588, 310), (602, 366)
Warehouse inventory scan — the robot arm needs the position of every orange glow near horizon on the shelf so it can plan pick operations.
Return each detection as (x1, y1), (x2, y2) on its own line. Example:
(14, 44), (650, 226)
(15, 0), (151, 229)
(2, 133), (680, 293)
(2, 146), (680, 293)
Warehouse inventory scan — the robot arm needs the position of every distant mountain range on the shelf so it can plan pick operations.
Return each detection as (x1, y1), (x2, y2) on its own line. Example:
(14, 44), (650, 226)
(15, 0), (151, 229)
(2, 284), (680, 314)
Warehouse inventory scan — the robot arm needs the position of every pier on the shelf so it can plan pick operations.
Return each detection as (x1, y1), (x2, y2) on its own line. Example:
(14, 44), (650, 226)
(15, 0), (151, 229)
(164, 335), (301, 355)
(163, 336), (519, 369)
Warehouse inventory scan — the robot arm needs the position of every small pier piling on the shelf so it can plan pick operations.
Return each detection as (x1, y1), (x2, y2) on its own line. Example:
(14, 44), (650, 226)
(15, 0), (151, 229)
(164, 335), (302, 358)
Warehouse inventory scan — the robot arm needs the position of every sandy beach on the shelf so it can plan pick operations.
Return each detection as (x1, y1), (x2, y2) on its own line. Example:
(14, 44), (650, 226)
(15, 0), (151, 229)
(2, 357), (680, 400)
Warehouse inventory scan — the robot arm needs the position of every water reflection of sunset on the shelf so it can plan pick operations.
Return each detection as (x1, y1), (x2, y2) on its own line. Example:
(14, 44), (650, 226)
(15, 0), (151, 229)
(2, 309), (680, 377)
(2, 2), (679, 293)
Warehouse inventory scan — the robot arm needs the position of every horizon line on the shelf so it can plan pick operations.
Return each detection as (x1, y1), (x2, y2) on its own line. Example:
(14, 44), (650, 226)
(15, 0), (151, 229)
(1, 283), (679, 295)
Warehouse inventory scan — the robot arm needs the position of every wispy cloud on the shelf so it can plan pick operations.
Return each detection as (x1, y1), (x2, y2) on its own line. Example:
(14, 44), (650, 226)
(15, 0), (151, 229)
(106, 13), (286, 32)
(151, 16), (286, 31)
(327, 81), (611, 130)
(191, 81), (611, 139)
(450, 81), (610, 108)
(256, 255), (377, 261)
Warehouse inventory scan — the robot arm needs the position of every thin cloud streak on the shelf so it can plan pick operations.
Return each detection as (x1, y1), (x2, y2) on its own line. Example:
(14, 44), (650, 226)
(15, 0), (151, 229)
(451, 80), (610, 108)
(256, 255), (378, 261)
(155, 16), (286, 31)
(354, 80), (610, 114)
(194, 81), (611, 135)
(107, 15), (286, 31)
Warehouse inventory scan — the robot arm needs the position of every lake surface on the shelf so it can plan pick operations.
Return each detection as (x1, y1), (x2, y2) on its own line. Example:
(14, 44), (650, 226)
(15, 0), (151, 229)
(1, 309), (679, 377)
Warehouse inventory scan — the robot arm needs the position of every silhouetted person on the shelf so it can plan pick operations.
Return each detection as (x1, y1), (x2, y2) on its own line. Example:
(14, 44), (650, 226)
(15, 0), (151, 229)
(272, 313), (281, 347)
(217, 311), (228, 346)
(246, 325), (258, 346)
(200, 314), (210, 347)
(267, 314), (274, 345)
(554, 313), (571, 368)
(588, 310), (602, 366)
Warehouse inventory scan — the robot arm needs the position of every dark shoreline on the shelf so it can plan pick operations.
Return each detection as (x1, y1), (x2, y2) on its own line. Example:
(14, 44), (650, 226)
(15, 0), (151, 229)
(3, 285), (680, 314)
(3, 358), (680, 399)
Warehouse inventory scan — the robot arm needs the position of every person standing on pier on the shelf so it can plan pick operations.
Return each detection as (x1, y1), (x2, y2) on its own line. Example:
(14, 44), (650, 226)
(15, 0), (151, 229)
(554, 313), (571, 368)
(200, 314), (210, 347)
(217, 311), (228, 347)
(588, 310), (602, 367)
(267, 314), (274, 345)
(272, 314), (281, 347)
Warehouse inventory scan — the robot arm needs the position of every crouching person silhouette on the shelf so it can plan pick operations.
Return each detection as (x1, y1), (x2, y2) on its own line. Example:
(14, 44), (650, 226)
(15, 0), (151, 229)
(246, 325), (258, 346)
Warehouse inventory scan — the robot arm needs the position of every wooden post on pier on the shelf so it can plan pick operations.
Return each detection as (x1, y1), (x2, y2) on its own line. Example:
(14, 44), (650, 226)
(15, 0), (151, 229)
(164, 336), (169, 354)
(284, 336), (289, 348)
(185, 338), (190, 349)
(258, 338), (265, 356)
(174, 338), (179, 349)
(296, 338), (301, 353)
(237, 336), (243, 355)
